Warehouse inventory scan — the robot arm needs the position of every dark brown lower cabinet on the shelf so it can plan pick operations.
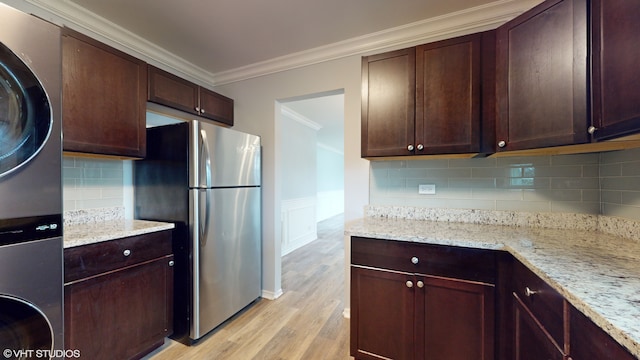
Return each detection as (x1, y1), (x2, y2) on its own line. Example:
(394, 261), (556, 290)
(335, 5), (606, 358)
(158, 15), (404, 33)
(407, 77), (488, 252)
(569, 306), (637, 360)
(64, 231), (174, 360)
(350, 237), (495, 360)
(351, 267), (415, 359)
(513, 294), (565, 360)
(419, 276), (495, 360)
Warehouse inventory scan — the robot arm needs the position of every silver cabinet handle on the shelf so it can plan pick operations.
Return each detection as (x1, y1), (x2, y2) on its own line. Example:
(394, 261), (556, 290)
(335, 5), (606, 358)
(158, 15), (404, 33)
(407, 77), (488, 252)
(406, 280), (413, 288)
(407, 144), (414, 151)
(588, 126), (597, 134)
(416, 144), (424, 151)
(195, 106), (200, 112)
(168, 260), (175, 267)
(200, 108), (205, 114)
(498, 140), (506, 148)
(411, 256), (419, 265)
(123, 249), (131, 256)
(525, 287), (538, 297)
(417, 281), (424, 288)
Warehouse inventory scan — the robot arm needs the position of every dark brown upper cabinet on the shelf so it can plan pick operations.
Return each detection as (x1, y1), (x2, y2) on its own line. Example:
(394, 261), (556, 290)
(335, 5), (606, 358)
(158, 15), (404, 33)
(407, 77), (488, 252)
(62, 29), (147, 158)
(495, 0), (588, 153)
(590, 0), (640, 141)
(361, 31), (495, 158)
(416, 32), (495, 155)
(361, 48), (415, 157)
(148, 65), (234, 126)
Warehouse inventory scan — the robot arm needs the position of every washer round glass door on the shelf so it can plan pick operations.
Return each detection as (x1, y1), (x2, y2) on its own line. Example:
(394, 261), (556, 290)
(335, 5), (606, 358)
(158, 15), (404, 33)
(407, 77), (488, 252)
(0, 295), (54, 359)
(0, 41), (52, 178)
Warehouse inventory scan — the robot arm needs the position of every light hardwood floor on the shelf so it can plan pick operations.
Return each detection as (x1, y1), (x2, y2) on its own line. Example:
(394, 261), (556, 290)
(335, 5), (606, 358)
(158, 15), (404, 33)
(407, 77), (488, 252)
(144, 214), (352, 360)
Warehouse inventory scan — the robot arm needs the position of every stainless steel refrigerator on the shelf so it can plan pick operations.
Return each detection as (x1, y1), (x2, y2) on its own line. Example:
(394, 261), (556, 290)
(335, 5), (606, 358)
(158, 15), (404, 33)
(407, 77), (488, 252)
(134, 120), (261, 342)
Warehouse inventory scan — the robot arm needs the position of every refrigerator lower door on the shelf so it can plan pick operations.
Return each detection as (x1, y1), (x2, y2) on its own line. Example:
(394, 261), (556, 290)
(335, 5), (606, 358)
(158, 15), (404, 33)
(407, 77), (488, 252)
(190, 187), (261, 340)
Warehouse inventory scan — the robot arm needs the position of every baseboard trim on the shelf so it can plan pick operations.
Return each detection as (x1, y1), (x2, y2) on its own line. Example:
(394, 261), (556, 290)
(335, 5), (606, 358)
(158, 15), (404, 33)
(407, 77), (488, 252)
(261, 288), (284, 300)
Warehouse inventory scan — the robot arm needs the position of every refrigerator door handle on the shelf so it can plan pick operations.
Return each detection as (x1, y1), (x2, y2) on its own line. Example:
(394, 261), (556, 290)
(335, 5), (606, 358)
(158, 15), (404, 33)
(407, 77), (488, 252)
(199, 129), (212, 188)
(199, 189), (210, 247)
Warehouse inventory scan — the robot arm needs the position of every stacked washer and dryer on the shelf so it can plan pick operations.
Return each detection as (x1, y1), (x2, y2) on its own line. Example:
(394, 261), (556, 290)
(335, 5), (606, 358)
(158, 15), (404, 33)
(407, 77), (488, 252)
(0, 3), (64, 359)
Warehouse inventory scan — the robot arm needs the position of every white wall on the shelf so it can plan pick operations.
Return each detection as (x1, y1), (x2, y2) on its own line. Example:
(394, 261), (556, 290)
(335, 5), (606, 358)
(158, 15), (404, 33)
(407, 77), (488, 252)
(280, 108), (319, 256)
(280, 111), (318, 200)
(213, 55), (369, 303)
(317, 144), (344, 221)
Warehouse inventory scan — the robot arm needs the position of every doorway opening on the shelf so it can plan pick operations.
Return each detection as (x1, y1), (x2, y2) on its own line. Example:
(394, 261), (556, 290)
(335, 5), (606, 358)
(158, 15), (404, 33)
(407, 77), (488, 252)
(277, 89), (345, 256)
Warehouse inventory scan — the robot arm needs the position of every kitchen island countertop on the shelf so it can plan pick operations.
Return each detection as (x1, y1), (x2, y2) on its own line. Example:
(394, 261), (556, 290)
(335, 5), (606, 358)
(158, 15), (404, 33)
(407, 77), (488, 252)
(346, 216), (640, 358)
(64, 219), (174, 248)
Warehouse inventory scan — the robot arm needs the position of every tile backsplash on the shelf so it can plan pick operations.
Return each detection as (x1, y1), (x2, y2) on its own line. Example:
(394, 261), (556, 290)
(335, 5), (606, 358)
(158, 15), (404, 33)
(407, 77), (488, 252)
(600, 147), (640, 220)
(63, 156), (129, 212)
(370, 148), (640, 222)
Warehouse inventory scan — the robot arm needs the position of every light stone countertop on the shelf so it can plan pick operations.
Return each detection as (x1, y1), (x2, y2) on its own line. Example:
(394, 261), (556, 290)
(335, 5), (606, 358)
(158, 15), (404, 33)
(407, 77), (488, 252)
(346, 216), (640, 358)
(63, 219), (175, 248)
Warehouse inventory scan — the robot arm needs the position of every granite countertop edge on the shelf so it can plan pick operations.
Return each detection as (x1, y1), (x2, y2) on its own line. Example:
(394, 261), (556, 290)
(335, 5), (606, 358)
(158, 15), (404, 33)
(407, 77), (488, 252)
(345, 217), (640, 358)
(63, 219), (175, 249)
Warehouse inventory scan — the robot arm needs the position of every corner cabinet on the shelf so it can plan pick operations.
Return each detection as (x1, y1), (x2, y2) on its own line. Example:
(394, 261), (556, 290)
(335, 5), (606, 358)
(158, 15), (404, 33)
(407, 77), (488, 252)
(148, 65), (234, 126)
(590, 0), (640, 141)
(64, 230), (174, 360)
(361, 31), (495, 158)
(350, 237), (495, 360)
(511, 259), (567, 360)
(62, 29), (147, 158)
(495, 0), (588, 152)
(507, 257), (637, 360)
(569, 305), (637, 360)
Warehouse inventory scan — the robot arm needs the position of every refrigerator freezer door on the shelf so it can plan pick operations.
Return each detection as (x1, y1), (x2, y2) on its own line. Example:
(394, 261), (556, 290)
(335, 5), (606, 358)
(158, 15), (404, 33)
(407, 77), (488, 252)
(190, 187), (261, 340)
(190, 120), (261, 188)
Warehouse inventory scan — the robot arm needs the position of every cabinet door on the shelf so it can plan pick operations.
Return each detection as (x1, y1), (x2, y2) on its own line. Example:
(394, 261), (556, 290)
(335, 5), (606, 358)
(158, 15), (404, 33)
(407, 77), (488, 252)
(350, 266), (415, 360)
(148, 65), (199, 115)
(361, 48), (415, 157)
(199, 87), (234, 126)
(591, 0), (640, 140)
(65, 255), (174, 360)
(62, 30), (146, 158)
(495, 0), (588, 152)
(416, 275), (495, 360)
(569, 306), (636, 360)
(415, 34), (482, 155)
(513, 294), (565, 360)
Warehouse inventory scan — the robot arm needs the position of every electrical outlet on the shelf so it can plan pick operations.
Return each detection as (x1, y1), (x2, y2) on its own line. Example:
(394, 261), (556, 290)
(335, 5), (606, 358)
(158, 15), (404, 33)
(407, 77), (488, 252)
(418, 184), (436, 195)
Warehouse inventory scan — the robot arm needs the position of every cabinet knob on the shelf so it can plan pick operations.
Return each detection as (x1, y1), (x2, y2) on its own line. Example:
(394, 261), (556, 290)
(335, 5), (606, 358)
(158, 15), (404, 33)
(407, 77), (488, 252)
(123, 249), (131, 257)
(407, 144), (414, 151)
(588, 126), (597, 134)
(417, 281), (424, 288)
(406, 280), (414, 288)
(168, 260), (175, 267)
(195, 106), (200, 112)
(200, 108), (205, 114)
(525, 287), (538, 297)
(498, 140), (506, 148)
(416, 144), (424, 151)
(411, 256), (419, 265)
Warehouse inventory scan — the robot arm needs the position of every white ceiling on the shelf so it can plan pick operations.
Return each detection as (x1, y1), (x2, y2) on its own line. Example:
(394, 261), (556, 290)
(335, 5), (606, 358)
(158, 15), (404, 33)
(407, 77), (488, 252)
(64, 0), (500, 75)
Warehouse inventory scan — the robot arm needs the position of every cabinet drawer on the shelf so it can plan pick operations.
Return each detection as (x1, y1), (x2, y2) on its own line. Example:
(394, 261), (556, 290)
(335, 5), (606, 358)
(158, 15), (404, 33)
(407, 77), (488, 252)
(64, 230), (172, 283)
(351, 236), (496, 283)
(512, 259), (565, 347)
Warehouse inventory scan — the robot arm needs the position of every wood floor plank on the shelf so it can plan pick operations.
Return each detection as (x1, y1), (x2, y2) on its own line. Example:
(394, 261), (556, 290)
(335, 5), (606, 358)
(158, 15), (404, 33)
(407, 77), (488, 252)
(144, 214), (351, 360)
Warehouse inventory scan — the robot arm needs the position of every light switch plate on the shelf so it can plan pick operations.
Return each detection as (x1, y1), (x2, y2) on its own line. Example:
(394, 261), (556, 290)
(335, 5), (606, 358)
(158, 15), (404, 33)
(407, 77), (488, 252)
(418, 184), (436, 195)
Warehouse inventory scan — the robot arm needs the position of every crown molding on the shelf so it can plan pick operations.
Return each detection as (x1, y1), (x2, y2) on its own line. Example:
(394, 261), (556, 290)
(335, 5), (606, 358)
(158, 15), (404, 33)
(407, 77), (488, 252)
(281, 106), (323, 131)
(211, 0), (542, 85)
(318, 142), (344, 156)
(12, 0), (541, 87)
(13, 0), (212, 85)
